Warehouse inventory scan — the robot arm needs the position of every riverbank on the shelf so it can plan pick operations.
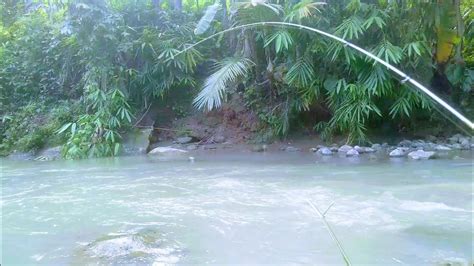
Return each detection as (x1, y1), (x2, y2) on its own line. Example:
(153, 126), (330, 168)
(5, 132), (473, 162)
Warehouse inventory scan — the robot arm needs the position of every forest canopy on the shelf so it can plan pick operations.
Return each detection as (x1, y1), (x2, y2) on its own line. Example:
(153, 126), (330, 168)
(0, 0), (472, 158)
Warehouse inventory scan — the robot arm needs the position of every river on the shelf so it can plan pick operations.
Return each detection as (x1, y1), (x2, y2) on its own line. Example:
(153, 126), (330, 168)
(1, 151), (472, 265)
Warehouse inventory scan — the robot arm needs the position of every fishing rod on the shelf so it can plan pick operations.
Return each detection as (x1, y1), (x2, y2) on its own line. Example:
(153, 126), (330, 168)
(173, 21), (474, 131)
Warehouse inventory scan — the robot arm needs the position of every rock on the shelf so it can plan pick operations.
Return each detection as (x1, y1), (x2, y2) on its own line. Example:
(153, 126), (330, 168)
(338, 145), (353, 153)
(330, 146), (339, 152)
(363, 147), (376, 153)
(75, 228), (182, 265)
(252, 145), (267, 152)
(434, 145), (452, 151)
(353, 146), (375, 153)
(459, 138), (470, 149)
(310, 148), (318, 152)
(186, 144), (198, 150)
(7, 151), (36, 160)
(389, 148), (408, 157)
(448, 134), (464, 143)
(212, 135), (226, 143)
(398, 139), (412, 147)
(426, 135), (437, 142)
(176, 136), (193, 144)
(408, 150), (436, 160)
(284, 146), (300, 152)
(318, 147), (333, 156)
(346, 149), (359, 157)
(148, 146), (188, 155)
(450, 143), (462, 150)
(371, 143), (382, 150)
(37, 146), (62, 160)
(188, 156), (195, 162)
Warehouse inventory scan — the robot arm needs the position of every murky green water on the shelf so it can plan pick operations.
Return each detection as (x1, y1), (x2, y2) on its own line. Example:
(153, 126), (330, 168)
(1, 152), (473, 265)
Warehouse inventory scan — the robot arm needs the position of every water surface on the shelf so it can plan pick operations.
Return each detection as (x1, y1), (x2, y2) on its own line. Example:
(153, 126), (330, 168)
(1, 152), (473, 265)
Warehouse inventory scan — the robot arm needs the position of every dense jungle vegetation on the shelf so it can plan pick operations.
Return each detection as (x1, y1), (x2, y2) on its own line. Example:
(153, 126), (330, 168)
(0, 0), (472, 159)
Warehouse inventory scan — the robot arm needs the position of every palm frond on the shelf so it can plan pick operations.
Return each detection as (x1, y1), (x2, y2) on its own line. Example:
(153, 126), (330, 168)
(194, 3), (221, 35)
(194, 57), (254, 110)
(285, 58), (315, 88)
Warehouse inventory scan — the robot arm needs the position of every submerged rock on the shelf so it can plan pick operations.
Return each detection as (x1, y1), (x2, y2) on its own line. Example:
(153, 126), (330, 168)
(408, 150), (436, 160)
(338, 145), (353, 153)
(75, 228), (183, 265)
(389, 147), (408, 157)
(346, 148), (359, 157)
(318, 147), (333, 156)
(148, 146), (188, 155)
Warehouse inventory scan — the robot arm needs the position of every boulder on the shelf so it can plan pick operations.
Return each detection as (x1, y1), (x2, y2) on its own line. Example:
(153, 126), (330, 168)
(389, 148), (408, 157)
(338, 145), (353, 153)
(318, 147), (333, 156)
(148, 146), (188, 155)
(212, 135), (226, 143)
(460, 138), (470, 149)
(398, 140), (412, 147)
(346, 148), (359, 157)
(37, 146), (62, 160)
(408, 150), (436, 160)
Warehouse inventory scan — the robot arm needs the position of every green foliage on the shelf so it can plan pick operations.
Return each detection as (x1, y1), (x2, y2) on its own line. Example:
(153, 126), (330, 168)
(1, 0), (472, 155)
(0, 102), (74, 155)
(193, 57), (254, 110)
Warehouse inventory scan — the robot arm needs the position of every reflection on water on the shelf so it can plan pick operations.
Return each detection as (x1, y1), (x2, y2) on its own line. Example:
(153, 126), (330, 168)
(1, 152), (473, 265)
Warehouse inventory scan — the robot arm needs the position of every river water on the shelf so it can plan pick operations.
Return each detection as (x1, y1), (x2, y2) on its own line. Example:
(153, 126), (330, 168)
(1, 151), (472, 265)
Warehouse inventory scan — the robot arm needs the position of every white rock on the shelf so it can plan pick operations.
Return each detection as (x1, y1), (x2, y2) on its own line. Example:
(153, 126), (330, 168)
(434, 145), (451, 151)
(148, 147), (188, 154)
(346, 149), (359, 157)
(408, 150), (436, 160)
(389, 148), (408, 157)
(318, 147), (333, 156)
(338, 145), (353, 153)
